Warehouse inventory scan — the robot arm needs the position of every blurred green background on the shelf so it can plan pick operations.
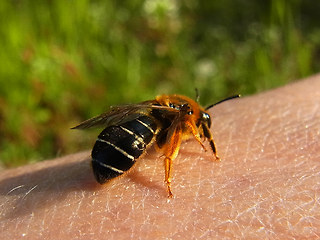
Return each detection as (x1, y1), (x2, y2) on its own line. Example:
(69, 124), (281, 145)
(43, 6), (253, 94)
(0, 0), (319, 167)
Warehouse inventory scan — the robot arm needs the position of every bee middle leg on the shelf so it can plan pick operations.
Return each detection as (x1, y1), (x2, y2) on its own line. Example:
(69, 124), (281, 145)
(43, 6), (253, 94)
(185, 120), (208, 152)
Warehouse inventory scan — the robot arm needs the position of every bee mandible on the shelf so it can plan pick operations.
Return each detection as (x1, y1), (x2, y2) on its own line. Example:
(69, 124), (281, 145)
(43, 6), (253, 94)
(72, 94), (239, 198)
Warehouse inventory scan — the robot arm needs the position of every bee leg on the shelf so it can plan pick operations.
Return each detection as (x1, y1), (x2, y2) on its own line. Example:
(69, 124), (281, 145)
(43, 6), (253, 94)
(165, 156), (174, 198)
(185, 121), (208, 152)
(164, 126), (182, 198)
(202, 123), (220, 161)
(208, 139), (220, 161)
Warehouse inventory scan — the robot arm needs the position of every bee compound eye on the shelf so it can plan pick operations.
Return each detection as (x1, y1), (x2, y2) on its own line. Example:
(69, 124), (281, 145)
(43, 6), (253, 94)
(202, 112), (211, 128)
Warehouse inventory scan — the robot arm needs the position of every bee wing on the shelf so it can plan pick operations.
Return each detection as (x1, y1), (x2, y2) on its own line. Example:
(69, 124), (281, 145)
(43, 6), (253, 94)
(72, 101), (179, 130)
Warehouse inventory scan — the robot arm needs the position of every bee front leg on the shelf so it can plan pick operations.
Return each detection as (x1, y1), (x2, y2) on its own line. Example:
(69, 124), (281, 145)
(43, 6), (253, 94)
(202, 123), (220, 161)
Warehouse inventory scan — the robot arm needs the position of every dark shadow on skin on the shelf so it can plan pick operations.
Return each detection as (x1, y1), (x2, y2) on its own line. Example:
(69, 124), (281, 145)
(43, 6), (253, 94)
(127, 169), (166, 194)
(0, 150), (168, 219)
(126, 147), (167, 195)
(0, 157), (99, 220)
(0, 141), (211, 219)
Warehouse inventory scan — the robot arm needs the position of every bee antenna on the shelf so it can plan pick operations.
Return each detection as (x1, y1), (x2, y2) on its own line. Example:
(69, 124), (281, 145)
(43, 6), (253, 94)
(205, 94), (241, 110)
(195, 88), (200, 103)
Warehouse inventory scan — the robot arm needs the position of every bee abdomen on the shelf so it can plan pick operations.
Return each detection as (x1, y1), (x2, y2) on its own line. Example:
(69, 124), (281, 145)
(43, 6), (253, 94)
(91, 115), (157, 184)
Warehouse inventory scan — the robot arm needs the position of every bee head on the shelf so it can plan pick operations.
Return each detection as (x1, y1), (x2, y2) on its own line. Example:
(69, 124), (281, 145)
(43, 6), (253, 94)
(169, 102), (194, 115)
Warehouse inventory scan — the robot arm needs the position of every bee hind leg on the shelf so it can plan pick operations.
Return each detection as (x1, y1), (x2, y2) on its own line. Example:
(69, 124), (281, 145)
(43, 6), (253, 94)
(163, 126), (182, 198)
(165, 156), (174, 198)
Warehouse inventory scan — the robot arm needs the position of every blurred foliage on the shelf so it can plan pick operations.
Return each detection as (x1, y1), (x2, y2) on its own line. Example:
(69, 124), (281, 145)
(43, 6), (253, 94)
(0, 0), (320, 167)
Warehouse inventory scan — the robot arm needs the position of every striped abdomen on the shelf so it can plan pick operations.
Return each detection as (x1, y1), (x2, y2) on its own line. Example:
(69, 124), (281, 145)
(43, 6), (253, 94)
(91, 115), (157, 184)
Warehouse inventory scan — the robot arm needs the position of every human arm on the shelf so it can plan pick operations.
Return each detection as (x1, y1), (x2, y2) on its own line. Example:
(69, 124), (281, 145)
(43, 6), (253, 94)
(1, 74), (320, 239)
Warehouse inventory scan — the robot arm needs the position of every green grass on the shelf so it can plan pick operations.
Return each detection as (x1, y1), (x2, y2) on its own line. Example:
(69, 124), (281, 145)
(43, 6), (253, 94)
(0, 0), (320, 167)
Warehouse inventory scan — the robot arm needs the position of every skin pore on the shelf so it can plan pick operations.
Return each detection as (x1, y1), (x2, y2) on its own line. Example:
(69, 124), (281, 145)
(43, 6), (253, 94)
(1, 74), (320, 239)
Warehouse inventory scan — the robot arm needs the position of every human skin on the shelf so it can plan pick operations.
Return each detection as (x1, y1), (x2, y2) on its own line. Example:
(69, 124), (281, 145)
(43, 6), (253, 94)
(1, 74), (320, 239)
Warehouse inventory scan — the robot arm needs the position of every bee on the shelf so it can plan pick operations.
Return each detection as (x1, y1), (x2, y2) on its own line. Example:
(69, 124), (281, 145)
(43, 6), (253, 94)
(72, 94), (239, 198)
